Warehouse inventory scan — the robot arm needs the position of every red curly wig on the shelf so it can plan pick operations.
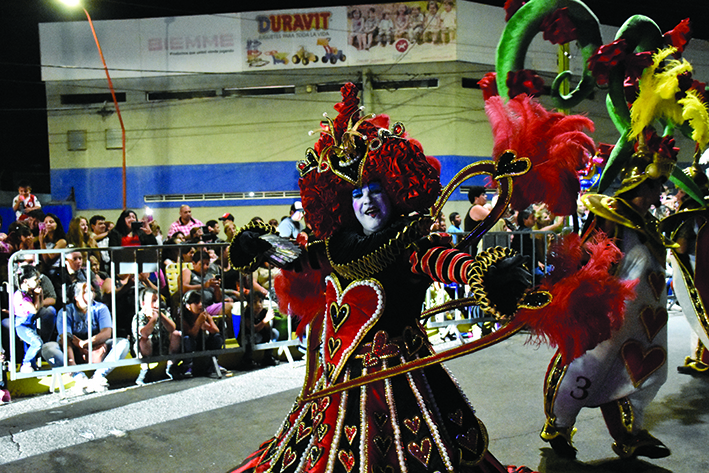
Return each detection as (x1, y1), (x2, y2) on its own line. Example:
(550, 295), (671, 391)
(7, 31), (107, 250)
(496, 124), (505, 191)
(299, 83), (441, 240)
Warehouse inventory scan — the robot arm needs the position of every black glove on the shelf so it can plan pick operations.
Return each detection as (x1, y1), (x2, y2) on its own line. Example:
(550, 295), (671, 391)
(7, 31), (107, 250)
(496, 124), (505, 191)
(239, 230), (273, 257)
(484, 253), (533, 318)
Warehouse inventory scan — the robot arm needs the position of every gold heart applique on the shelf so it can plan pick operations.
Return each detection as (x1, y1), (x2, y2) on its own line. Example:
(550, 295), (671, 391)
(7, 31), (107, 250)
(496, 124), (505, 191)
(328, 337), (342, 357)
(316, 423), (329, 441)
(330, 302), (350, 333)
(449, 409), (464, 426)
(493, 150), (531, 179)
(373, 412), (389, 428)
(311, 396), (330, 417)
(404, 416), (421, 434)
(647, 271), (665, 301)
(407, 438), (432, 467)
(306, 446), (323, 470)
(374, 435), (392, 454)
(296, 422), (312, 443)
(622, 340), (667, 387)
(338, 449), (356, 473)
(344, 425), (357, 444)
(640, 306), (668, 342)
(312, 412), (323, 428)
(375, 467), (395, 473)
(363, 331), (400, 367)
(456, 427), (479, 453)
(282, 447), (296, 469)
(403, 326), (424, 357)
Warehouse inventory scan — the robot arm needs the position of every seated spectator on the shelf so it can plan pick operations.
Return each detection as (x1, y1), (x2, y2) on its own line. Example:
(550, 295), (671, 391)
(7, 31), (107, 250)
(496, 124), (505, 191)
(58, 247), (105, 298)
(42, 282), (130, 393)
(4, 222), (33, 253)
(26, 209), (46, 246)
(430, 213), (447, 232)
(13, 265), (44, 372)
(149, 220), (163, 245)
(66, 216), (100, 265)
(203, 219), (221, 243)
(188, 226), (203, 243)
(181, 250), (233, 316)
(171, 231), (186, 244)
(446, 211), (463, 234)
(132, 287), (183, 384)
(0, 222), (34, 292)
(108, 209), (157, 247)
(89, 215), (110, 270)
(66, 216), (99, 249)
(17, 255), (58, 343)
(12, 179), (41, 222)
(223, 221), (237, 243)
(38, 213), (67, 277)
(237, 291), (278, 370)
(179, 290), (225, 377)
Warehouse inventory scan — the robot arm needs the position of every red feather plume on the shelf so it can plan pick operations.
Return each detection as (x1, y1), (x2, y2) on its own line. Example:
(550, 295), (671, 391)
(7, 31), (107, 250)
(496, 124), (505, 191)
(515, 232), (637, 364)
(485, 94), (595, 215)
(274, 267), (327, 337)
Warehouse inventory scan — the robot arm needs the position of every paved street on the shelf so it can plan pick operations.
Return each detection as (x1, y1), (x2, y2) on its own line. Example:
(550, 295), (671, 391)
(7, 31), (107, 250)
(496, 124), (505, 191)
(0, 309), (706, 472)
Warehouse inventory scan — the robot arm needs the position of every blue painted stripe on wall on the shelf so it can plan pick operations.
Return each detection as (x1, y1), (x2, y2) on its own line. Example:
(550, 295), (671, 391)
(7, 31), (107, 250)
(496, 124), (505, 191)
(51, 156), (490, 210)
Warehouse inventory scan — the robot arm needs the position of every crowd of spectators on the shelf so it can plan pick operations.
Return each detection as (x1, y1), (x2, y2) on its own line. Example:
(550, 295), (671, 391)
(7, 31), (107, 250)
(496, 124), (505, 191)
(1, 182), (688, 399)
(0, 189), (303, 400)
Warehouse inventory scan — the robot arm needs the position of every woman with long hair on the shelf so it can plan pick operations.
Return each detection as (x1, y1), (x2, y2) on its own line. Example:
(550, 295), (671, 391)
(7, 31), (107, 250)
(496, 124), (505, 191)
(66, 216), (98, 249)
(38, 213), (67, 275)
(107, 209), (157, 247)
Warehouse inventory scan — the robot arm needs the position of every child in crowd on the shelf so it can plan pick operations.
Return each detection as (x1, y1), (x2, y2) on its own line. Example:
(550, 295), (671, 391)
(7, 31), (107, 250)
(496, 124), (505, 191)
(13, 265), (44, 373)
(12, 180), (41, 222)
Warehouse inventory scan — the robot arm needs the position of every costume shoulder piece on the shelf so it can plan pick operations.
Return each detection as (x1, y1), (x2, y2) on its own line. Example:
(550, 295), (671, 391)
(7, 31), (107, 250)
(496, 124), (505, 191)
(582, 193), (677, 252)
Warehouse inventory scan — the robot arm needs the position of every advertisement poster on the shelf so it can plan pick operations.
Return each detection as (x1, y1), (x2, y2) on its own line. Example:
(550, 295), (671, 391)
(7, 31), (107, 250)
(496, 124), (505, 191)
(240, 7), (348, 70)
(345, 1), (457, 65)
(141, 14), (242, 74)
(40, 1), (459, 80)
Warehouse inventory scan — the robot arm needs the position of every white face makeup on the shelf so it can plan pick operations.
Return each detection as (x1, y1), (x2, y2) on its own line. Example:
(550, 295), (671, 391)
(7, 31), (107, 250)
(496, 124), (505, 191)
(352, 182), (392, 235)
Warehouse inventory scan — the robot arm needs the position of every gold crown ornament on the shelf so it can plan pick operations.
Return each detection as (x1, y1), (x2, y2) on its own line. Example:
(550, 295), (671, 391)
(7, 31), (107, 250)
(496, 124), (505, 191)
(615, 128), (677, 195)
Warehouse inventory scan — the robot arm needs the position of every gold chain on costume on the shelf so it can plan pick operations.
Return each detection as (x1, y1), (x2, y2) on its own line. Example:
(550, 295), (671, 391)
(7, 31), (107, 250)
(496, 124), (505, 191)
(326, 220), (420, 280)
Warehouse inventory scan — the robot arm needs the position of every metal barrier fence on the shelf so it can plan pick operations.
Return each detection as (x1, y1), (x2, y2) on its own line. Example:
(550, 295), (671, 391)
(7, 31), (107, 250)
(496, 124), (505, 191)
(2, 230), (557, 388)
(2, 243), (300, 387)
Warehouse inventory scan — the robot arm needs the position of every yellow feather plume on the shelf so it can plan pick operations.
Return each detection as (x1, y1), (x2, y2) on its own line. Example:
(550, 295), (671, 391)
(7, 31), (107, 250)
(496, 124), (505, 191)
(679, 89), (709, 149)
(630, 47), (692, 139)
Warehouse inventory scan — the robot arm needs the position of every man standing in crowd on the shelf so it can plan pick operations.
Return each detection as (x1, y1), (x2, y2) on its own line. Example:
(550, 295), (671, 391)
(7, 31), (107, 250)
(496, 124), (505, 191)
(167, 205), (203, 238)
(277, 201), (304, 239)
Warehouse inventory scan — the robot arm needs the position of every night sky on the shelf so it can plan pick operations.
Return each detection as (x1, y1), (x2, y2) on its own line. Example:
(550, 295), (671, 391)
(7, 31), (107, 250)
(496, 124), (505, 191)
(1, 0), (706, 194)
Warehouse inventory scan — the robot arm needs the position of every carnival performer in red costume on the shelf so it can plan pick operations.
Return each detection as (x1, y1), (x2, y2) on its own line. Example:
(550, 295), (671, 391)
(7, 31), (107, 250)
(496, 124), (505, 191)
(228, 78), (623, 472)
(229, 83), (525, 473)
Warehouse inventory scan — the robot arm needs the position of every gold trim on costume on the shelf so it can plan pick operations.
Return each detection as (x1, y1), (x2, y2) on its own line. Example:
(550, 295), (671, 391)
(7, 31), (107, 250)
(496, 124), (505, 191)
(582, 193), (677, 262)
(227, 220), (276, 273)
(326, 219), (421, 280)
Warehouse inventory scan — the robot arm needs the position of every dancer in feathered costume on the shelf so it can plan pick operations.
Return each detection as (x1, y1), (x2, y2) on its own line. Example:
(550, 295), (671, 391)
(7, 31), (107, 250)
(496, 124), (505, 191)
(229, 83), (535, 473)
(660, 156), (709, 375)
(492, 0), (709, 461)
(227, 77), (622, 473)
(539, 38), (709, 463)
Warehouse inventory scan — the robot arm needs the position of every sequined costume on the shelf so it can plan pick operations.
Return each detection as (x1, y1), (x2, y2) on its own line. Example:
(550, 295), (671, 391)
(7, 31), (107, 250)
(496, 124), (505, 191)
(233, 219), (512, 473)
